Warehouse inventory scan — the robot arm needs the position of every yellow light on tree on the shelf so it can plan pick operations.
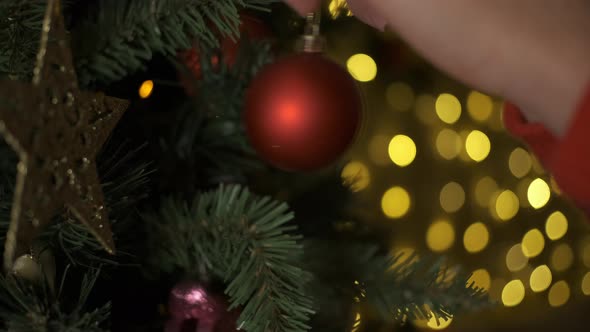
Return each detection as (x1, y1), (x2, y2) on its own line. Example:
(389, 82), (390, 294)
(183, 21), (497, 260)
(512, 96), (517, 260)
(548, 281), (570, 307)
(439, 182), (465, 213)
(388, 135), (417, 167)
(550, 243), (574, 272)
(502, 280), (525, 307)
(381, 187), (411, 219)
(521, 229), (545, 258)
(582, 272), (590, 296)
(463, 222), (490, 253)
(386, 82), (415, 112)
(494, 190), (519, 221)
(465, 130), (491, 162)
(529, 265), (552, 292)
(508, 148), (532, 178)
(139, 80), (154, 99)
(527, 178), (551, 209)
(435, 93), (462, 124)
(435, 129), (462, 160)
(426, 219), (455, 252)
(506, 244), (528, 272)
(467, 91), (493, 122)
(341, 161), (370, 192)
(469, 269), (491, 291)
(351, 312), (361, 332)
(346, 54), (377, 82)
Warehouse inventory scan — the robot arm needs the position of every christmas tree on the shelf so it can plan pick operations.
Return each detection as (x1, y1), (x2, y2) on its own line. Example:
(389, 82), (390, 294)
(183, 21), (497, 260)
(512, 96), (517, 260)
(0, 1), (491, 331)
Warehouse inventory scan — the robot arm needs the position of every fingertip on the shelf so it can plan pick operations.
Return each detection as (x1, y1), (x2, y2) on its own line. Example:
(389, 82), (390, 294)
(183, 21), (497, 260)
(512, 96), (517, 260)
(283, 0), (321, 15)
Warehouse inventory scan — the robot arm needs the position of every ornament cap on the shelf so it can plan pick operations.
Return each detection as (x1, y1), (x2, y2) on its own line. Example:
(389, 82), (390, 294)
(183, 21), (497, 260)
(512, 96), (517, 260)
(296, 10), (326, 53)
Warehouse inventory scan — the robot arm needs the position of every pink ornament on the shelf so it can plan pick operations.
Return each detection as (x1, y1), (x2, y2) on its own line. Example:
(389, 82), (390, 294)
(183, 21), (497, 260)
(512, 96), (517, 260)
(165, 281), (231, 332)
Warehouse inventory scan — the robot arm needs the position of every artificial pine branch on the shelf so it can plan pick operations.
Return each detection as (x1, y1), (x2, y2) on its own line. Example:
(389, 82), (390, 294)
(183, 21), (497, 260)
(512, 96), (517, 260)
(72, 0), (276, 86)
(145, 185), (314, 332)
(0, 268), (110, 332)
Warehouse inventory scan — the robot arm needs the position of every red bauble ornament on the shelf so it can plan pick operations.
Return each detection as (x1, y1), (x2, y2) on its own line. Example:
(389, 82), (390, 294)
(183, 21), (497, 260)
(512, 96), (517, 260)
(165, 281), (238, 332)
(244, 53), (362, 171)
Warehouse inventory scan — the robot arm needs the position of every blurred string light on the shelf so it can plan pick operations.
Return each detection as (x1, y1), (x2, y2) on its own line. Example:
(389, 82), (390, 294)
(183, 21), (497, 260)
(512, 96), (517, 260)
(509, 148), (532, 178)
(435, 129), (462, 160)
(521, 229), (545, 258)
(529, 265), (552, 292)
(386, 82), (415, 112)
(388, 135), (416, 167)
(368, 135), (390, 166)
(494, 190), (519, 221)
(463, 222), (490, 253)
(548, 281), (570, 307)
(426, 316), (453, 330)
(528, 178), (551, 209)
(341, 161), (370, 192)
(582, 272), (590, 295)
(347, 54), (377, 82)
(351, 312), (361, 332)
(474, 176), (498, 208)
(435, 93), (462, 124)
(381, 187), (411, 219)
(506, 244), (528, 272)
(415, 94), (437, 125)
(545, 211), (568, 240)
(426, 219), (455, 252)
(502, 280), (525, 307)
(439, 182), (465, 213)
(550, 243), (574, 272)
(465, 130), (491, 162)
(329, 0), (352, 18)
(139, 79), (154, 98)
(469, 269), (491, 290)
(467, 91), (493, 122)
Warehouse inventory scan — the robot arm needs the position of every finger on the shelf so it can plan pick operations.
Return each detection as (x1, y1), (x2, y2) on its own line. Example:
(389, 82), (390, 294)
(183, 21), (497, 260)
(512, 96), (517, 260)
(283, 0), (322, 15)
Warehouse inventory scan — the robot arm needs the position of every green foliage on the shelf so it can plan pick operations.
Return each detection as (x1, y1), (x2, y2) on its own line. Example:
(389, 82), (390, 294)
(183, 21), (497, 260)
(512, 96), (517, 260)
(72, 0), (276, 86)
(0, 268), (110, 332)
(145, 185), (314, 332)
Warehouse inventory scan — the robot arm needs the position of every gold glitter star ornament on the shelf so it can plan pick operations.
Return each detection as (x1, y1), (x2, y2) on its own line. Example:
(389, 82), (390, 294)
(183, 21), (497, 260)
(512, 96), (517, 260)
(0, 0), (129, 270)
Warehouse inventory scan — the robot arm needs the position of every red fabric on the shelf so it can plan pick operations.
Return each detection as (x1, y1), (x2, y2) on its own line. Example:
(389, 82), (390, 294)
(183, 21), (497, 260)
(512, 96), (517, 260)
(503, 86), (590, 210)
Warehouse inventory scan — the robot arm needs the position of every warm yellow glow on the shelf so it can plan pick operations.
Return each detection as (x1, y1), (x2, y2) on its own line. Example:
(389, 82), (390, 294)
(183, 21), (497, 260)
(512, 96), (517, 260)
(435, 93), (461, 124)
(435, 129), (461, 160)
(528, 178), (551, 209)
(521, 229), (545, 258)
(139, 80), (154, 99)
(463, 222), (490, 253)
(388, 135), (417, 167)
(550, 243), (574, 272)
(329, 0), (352, 18)
(582, 272), (590, 296)
(381, 187), (411, 219)
(495, 190), (519, 221)
(529, 265), (552, 292)
(439, 182), (465, 213)
(347, 54), (377, 82)
(390, 247), (418, 269)
(506, 244), (528, 272)
(415, 94), (437, 125)
(351, 312), (361, 332)
(474, 177), (498, 208)
(426, 316), (453, 330)
(502, 280), (525, 307)
(341, 161), (370, 192)
(548, 281), (570, 307)
(465, 130), (491, 162)
(368, 135), (390, 166)
(508, 148), (532, 178)
(467, 91), (493, 122)
(386, 82), (415, 112)
(426, 219), (455, 252)
(469, 269), (491, 290)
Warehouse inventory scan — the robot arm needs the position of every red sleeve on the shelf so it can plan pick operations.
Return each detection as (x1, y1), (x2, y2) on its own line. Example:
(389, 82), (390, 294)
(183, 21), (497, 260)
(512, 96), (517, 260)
(503, 85), (590, 211)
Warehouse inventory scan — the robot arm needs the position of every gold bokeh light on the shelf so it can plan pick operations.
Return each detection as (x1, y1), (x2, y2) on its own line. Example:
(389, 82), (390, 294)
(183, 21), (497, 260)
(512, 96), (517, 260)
(381, 187), (411, 219)
(521, 229), (545, 258)
(440, 182), (465, 213)
(550, 243), (574, 272)
(435, 93), (462, 124)
(368, 135), (391, 166)
(545, 211), (568, 241)
(329, 0), (352, 18)
(502, 280), (525, 307)
(528, 178), (551, 209)
(467, 91), (493, 122)
(529, 265), (552, 293)
(139, 80), (154, 99)
(426, 316), (453, 330)
(465, 130), (491, 162)
(506, 244), (528, 272)
(347, 54), (377, 82)
(469, 269), (491, 290)
(341, 161), (370, 192)
(548, 281), (570, 307)
(475, 177), (498, 208)
(582, 272), (590, 296)
(463, 222), (490, 253)
(435, 129), (462, 160)
(494, 190), (519, 221)
(426, 219), (455, 252)
(388, 135), (417, 167)
(509, 148), (532, 178)
(386, 82), (415, 112)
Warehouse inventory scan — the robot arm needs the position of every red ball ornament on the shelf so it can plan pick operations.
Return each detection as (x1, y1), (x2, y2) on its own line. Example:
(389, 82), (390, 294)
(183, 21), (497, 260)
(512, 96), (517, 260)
(244, 53), (362, 171)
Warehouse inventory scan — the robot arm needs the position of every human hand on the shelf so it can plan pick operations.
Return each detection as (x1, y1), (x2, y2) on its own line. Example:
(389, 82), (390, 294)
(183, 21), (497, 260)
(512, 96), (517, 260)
(284, 0), (590, 137)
